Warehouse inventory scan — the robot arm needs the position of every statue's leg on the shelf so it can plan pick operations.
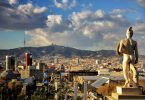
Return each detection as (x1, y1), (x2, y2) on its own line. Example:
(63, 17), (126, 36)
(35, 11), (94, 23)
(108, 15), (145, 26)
(123, 61), (130, 87)
(130, 63), (138, 87)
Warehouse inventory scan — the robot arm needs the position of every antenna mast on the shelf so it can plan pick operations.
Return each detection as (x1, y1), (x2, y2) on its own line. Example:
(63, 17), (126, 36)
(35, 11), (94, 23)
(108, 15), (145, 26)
(24, 33), (26, 48)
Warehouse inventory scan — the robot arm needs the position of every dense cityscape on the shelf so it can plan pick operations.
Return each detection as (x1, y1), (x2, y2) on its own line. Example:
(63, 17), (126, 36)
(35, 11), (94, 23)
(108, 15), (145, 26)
(0, 46), (145, 100)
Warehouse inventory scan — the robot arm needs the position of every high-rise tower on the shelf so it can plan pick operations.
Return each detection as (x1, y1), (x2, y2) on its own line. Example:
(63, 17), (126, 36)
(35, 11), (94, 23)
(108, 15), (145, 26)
(6, 56), (15, 70)
(25, 52), (32, 69)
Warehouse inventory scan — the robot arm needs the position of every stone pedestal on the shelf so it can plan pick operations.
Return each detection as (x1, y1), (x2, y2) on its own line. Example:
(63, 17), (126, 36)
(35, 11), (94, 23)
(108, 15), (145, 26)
(106, 86), (145, 100)
(116, 86), (141, 95)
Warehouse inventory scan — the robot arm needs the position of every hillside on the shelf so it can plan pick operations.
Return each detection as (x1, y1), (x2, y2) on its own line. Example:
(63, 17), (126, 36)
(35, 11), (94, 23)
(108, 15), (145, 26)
(0, 45), (116, 58)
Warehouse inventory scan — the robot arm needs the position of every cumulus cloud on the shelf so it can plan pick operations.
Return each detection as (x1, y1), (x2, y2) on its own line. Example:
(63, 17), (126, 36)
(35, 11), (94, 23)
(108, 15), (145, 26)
(8, 0), (18, 4)
(33, 7), (47, 14)
(54, 0), (77, 10)
(71, 10), (130, 38)
(137, 0), (145, 7)
(25, 29), (51, 46)
(18, 3), (47, 14)
(0, 1), (47, 30)
(47, 15), (62, 24)
(24, 8), (145, 54)
(25, 9), (131, 51)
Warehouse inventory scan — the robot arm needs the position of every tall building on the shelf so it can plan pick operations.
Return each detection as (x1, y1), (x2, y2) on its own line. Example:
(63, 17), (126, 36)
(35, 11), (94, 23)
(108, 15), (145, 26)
(54, 57), (58, 64)
(6, 56), (15, 70)
(25, 52), (32, 69)
(36, 61), (46, 70)
(96, 59), (101, 65)
(76, 57), (80, 65)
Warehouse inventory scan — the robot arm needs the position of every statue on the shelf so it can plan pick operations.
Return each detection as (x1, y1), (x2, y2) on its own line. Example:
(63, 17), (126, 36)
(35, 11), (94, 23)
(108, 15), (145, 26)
(117, 27), (139, 88)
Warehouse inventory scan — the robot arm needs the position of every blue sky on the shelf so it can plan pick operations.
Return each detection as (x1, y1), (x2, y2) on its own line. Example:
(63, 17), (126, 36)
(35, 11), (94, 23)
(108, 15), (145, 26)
(0, 0), (145, 54)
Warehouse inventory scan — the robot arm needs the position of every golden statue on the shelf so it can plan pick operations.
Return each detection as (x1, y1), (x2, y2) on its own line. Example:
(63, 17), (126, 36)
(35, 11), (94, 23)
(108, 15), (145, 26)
(117, 27), (138, 87)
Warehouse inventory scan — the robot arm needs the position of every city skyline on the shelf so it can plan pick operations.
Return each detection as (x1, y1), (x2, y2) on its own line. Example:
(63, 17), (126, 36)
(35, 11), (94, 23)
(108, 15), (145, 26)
(0, 0), (145, 54)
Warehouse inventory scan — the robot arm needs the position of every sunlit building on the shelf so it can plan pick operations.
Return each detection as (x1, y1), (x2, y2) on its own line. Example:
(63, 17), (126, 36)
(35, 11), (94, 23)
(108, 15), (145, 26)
(6, 55), (15, 70)
(25, 52), (32, 69)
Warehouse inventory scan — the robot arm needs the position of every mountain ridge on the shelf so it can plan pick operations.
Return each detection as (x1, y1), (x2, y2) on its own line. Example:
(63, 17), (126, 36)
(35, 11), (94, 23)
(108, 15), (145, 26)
(0, 45), (117, 58)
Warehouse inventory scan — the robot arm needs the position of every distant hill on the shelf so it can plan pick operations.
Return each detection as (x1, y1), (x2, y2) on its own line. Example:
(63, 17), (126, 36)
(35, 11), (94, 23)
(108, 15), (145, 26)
(0, 45), (116, 58)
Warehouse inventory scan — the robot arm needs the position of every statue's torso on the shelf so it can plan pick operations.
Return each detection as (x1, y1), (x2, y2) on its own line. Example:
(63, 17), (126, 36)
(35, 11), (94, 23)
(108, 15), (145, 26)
(121, 38), (136, 55)
(121, 38), (137, 63)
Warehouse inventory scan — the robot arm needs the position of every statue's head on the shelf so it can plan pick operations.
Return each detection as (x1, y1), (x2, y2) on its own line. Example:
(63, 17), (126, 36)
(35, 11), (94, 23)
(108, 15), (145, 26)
(126, 27), (133, 38)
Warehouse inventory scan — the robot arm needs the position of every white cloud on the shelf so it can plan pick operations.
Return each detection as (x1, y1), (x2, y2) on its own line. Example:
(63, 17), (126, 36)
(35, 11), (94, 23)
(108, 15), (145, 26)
(0, 2), (47, 30)
(70, 10), (129, 37)
(18, 3), (47, 15)
(24, 8), (145, 54)
(8, 0), (18, 4)
(54, 0), (77, 10)
(33, 7), (47, 14)
(18, 3), (33, 15)
(25, 9), (130, 50)
(95, 10), (105, 18)
(25, 29), (51, 46)
(47, 15), (62, 25)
